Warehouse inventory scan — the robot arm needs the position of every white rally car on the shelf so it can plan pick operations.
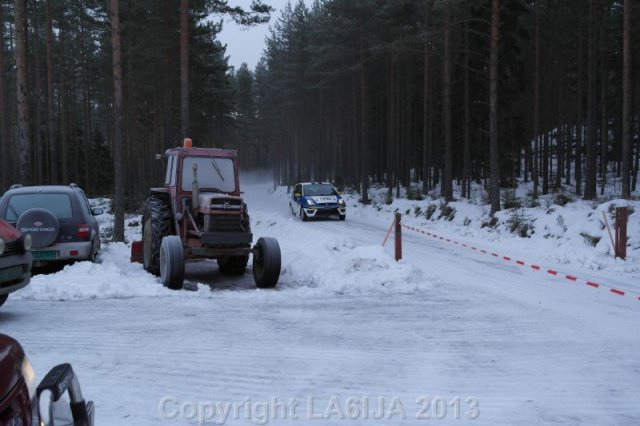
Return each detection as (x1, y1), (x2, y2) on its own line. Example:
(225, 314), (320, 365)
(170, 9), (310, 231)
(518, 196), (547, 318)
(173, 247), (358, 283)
(289, 182), (346, 221)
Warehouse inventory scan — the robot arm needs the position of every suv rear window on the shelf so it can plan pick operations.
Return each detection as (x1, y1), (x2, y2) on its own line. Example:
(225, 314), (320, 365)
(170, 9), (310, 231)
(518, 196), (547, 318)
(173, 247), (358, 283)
(5, 193), (73, 221)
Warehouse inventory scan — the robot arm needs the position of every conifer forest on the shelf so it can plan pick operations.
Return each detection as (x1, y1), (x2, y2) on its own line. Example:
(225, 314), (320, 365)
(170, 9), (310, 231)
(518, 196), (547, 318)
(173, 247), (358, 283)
(0, 0), (638, 220)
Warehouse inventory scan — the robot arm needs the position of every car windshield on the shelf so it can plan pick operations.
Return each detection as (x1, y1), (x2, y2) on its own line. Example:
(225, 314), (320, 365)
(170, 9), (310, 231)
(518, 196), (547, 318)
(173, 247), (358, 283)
(303, 184), (336, 197)
(181, 157), (236, 193)
(5, 193), (73, 221)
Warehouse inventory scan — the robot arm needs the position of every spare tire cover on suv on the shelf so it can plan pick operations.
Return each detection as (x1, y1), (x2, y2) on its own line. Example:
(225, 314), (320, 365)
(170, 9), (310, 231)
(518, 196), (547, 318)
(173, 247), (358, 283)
(16, 208), (59, 248)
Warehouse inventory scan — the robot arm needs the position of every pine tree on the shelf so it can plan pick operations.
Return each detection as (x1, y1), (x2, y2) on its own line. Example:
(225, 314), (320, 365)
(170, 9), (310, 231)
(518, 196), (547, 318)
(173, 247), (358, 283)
(110, 0), (125, 242)
(15, 0), (31, 184)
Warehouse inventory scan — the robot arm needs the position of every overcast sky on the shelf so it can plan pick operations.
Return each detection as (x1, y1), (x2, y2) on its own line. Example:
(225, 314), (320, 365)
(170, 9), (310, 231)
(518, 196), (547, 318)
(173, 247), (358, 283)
(217, 0), (304, 71)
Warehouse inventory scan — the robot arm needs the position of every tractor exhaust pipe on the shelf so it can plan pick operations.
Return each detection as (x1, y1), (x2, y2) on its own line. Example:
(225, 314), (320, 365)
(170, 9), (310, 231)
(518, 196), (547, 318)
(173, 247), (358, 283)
(192, 163), (200, 213)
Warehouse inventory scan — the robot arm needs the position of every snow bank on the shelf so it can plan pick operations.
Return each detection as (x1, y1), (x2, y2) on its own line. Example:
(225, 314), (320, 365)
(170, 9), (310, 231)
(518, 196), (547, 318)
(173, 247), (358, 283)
(335, 183), (640, 279)
(14, 243), (171, 301)
(250, 208), (427, 295)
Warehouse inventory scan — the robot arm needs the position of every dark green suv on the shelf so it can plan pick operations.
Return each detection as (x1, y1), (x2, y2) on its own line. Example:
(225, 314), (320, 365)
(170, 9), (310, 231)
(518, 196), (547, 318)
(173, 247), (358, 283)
(0, 184), (103, 267)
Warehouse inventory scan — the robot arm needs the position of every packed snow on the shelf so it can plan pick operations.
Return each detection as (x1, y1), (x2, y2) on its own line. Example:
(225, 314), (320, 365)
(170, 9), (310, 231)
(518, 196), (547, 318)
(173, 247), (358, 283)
(2, 175), (639, 425)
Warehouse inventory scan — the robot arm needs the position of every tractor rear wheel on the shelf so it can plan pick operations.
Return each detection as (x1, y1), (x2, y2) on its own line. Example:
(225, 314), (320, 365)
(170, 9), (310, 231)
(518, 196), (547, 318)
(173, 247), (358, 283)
(253, 237), (281, 289)
(142, 195), (173, 276)
(217, 255), (249, 276)
(160, 236), (185, 290)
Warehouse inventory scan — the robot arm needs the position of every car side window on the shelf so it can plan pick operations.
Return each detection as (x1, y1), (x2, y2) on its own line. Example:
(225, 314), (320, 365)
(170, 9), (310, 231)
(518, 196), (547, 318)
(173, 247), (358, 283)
(294, 185), (301, 199)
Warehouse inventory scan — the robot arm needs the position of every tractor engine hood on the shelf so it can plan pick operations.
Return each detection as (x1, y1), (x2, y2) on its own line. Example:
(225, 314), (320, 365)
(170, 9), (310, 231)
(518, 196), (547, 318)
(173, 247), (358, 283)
(198, 193), (243, 214)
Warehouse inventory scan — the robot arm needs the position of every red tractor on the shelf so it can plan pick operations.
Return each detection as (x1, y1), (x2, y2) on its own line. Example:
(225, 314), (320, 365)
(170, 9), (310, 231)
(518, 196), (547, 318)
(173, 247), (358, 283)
(131, 139), (281, 290)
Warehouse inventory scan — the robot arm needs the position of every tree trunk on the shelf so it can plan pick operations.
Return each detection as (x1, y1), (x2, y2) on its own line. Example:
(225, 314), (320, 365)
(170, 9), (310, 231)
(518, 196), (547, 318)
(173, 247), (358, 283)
(489, 0), (500, 214)
(555, 85), (564, 190)
(59, 13), (69, 184)
(422, 0), (431, 195)
(15, 0), (31, 184)
(599, 5), (608, 196)
(110, 0), (125, 242)
(532, 0), (542, 198)
(46, 0), (58, 184)
(463, 17), (471, 199)
(542, 130), (549, 194)
(180, 0), (189, 138)
(0, 2), (9, 188)
(442, 2), (453, 202)
(556, 123), (564, 190)
(621, 0), (631, 198)
(632, 123), (639, 191)
(359, 21), (370, 204)
(576, 31), (584, 196)
(584, 0), (598, 200)
(33, 12), (44, 184)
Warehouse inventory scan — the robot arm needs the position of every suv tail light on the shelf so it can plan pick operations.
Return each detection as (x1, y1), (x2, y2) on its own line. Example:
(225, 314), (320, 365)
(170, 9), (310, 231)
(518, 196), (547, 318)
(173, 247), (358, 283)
(78, 224), (90, 240)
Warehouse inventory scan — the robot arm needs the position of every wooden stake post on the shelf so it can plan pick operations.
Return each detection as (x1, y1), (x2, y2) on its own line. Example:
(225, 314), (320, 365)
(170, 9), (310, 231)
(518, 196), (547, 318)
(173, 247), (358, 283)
(615, 207), (628, 260)
(394, 212), (402, 262)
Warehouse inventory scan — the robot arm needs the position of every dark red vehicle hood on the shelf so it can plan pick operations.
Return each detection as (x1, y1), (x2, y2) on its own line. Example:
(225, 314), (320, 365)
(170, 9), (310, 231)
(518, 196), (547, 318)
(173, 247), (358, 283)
(0, 334), (25, 403)
(0, 219), (20, 242)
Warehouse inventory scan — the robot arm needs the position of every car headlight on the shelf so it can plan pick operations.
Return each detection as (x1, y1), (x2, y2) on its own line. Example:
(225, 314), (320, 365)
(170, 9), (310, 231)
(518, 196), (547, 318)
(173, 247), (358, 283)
(305, 199), (316, 206)
(22, 357), (37, 399)
(0, 237), (5, 256)
(338, 199), (345, 206)
(21, 233), (32, 251)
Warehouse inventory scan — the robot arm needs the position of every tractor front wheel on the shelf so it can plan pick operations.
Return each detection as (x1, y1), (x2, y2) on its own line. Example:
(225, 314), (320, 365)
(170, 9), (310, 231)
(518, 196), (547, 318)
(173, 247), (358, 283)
(253, 237), (281, 289)
(160, 236), (185, 290)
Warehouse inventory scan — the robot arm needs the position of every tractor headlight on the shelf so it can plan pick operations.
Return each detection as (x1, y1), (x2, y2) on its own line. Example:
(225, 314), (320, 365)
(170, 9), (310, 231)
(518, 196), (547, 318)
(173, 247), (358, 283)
(305, 199), (316, 206)
(0, 237), (5, 256)
(21, 233), (33, 252)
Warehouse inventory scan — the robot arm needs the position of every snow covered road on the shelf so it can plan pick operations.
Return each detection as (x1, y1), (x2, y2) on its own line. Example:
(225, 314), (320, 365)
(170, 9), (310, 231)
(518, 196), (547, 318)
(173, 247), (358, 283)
(2, 181), (639, 425)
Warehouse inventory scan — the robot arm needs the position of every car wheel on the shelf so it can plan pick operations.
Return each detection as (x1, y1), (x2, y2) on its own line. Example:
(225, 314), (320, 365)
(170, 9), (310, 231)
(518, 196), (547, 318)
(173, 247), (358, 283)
(339, 215), (346, 221)
(0, 294), (7, 308)
(299, 207), (308, 222)
(88, 240), (99, 263)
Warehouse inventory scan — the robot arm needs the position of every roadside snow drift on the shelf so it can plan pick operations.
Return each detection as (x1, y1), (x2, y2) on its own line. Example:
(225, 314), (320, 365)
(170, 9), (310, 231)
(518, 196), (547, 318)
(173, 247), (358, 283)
(15, 243), (170, 300)
(251, 211), (425, 295)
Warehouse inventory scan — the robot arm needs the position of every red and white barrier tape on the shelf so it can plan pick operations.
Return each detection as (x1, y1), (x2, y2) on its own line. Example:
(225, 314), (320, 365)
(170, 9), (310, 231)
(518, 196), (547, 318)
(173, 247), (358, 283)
(400, 223), (639, 302)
